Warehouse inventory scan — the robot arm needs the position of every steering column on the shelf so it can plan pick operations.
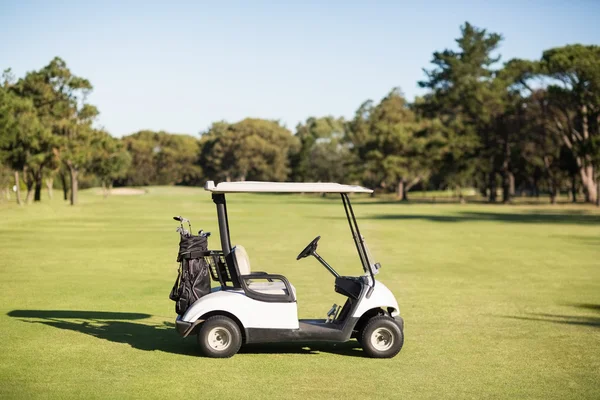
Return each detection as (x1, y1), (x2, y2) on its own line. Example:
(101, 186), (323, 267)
(296, 236), (340, 278)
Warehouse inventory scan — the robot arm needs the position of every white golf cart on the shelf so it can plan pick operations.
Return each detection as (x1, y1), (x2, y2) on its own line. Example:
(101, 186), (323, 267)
(175, 181), (404, 358)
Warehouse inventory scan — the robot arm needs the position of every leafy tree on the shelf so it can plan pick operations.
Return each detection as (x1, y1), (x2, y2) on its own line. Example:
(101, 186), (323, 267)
(418, 22), (504, 201)
(500, 60), (570, 203)
(506, 45), (600, 204)
(0, 85), (50, 204)
(291, 116), (352, 183)
(199, 119), (298, 182)
(120, 130), (201, 186)
(541, 45), (600, 204)
(348, 88), (433, 200)
(11, 57), (97, 205)
(89, 131), (132, 196)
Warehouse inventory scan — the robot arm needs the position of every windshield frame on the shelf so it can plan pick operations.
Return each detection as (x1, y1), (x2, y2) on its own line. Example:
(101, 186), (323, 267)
(340, 193), (376, 285)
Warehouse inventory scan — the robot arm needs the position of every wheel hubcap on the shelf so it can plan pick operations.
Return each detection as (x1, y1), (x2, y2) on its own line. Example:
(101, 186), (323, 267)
(371, 327), (394, 351)
(208, 327), (231, 351)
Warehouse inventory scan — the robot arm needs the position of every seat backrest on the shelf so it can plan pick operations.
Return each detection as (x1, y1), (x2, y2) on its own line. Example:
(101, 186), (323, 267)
(232, 245), (251, 276)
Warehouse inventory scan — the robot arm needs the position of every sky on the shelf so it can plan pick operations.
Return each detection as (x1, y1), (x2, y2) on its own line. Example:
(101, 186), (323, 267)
(1, 0), (599, 137)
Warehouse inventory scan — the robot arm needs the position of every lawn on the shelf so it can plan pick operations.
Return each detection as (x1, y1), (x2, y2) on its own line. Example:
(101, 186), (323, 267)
(0, 187), (599, 399)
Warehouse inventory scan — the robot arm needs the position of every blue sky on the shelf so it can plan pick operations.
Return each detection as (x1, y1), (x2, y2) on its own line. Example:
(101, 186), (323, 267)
(1, 0), (599, 136)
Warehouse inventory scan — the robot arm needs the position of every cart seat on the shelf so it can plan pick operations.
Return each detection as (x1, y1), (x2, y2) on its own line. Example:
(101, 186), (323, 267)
(232, 245), (296, 297)
(248, 281), (296, 297)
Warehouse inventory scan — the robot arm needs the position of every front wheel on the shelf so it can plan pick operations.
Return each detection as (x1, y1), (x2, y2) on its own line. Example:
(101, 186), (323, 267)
(360, 316), (404, 358)
(197, 316), (242, 358)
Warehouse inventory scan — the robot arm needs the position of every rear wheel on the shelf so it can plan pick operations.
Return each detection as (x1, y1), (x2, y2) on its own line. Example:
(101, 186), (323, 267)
(360, 316), (403, 358)
(197, 316), (242, 358)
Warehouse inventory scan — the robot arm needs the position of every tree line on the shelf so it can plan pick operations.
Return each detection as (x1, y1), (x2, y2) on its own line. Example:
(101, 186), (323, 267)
(1, 22), (599, 205)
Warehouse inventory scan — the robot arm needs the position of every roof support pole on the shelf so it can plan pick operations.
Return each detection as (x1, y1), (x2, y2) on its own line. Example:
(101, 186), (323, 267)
(212, 193), (232, 256)
(341, 194), (375, 286)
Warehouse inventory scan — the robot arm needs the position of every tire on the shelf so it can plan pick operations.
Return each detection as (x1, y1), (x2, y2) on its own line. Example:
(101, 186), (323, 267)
(197, 316), (242, 358)
(359, 316), (404, 358)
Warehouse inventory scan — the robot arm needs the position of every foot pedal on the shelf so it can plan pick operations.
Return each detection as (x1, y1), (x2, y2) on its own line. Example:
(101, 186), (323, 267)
(326, 304), (339, 323)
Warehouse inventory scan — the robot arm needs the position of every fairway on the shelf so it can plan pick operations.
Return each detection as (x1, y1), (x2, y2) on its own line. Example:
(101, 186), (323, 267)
(1, 187), (599, 399)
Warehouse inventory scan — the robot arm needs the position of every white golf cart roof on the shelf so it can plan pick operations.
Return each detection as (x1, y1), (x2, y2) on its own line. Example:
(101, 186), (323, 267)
(204, 181), (373, 194)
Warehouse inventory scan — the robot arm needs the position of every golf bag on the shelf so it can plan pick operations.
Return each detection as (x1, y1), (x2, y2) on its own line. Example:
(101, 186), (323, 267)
(169, 231), (211, 316)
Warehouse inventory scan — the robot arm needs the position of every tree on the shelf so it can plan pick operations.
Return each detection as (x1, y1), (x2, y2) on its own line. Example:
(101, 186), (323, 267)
(119, 131), (201, 186)
(500, 59), (571, 204)
(506, 46), (600, 204)
(348, 88), (433, 200)
(541, 45), (600, 204)
(11, 57), (98, 205)
(0, 85), (49, 205)
(522, 90), (569, 204)
(199, 119), (298, 182)
(0, 162), (12, 201)
(418, 22), (504, 201)
(291, 116), (352, 183)
(89, 131), (131, 196)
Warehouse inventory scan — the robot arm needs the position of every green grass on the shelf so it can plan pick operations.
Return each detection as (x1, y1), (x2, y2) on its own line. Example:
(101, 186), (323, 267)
(1, 187), (599, 399)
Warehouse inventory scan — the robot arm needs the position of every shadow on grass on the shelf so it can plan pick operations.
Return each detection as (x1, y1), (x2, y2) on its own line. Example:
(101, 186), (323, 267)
(7, 310), (366, 357)
(8, 310), (151, 319)
(354, 199), (592, 206)
(557, 235), (600, 246)
(574, 303), (600, 312)
(8, 310), (197, 356)
(365, 210), (600, 225)
(240, 341), (364, 357)
(503, 304), (600, 328)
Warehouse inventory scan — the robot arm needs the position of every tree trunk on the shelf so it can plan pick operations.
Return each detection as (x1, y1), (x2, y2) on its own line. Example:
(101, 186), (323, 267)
(580, 165), (597, 204)
(14, 171), (22, 205)
(548, 178), (559, 204)
(488, 172), (497, 203)
(396, 181), (404, 201)
(457, 185), (465, 204)
(501, 134), (511, 203)
(502, 173), (510, 203)
(509, 173), (515, 196)
(60, 172), (69, 201)
(25, 169), (34, 204)
(102, 181), (108, 198)
(26, 187), (34, 203)
(34, 176), (42, 202)
(570, 174), (577, 203)
(68, 166), (78, 206)
(45, 177), (54, 199)
(480, 172), (487, 197)
(549, 177), (558, 205)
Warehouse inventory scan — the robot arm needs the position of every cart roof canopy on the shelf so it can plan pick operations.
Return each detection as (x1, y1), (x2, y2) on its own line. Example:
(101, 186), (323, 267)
(204, 181), (373, 194)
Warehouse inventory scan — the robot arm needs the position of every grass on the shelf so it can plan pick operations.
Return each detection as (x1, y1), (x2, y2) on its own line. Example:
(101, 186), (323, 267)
(1, 187), (599, 399)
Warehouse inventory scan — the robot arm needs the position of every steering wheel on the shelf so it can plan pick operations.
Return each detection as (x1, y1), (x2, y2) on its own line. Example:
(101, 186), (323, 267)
(297, 236), (321, 260)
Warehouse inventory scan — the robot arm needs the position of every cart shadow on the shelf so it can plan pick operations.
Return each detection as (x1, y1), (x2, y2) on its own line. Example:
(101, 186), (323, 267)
(7, 310), (368, 357)
(7, 310), (198, 356)
(240, 341), (365, 357)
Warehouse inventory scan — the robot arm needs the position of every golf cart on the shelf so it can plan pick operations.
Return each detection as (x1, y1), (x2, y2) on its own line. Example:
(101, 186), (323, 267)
(174, 181), (404, 358)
